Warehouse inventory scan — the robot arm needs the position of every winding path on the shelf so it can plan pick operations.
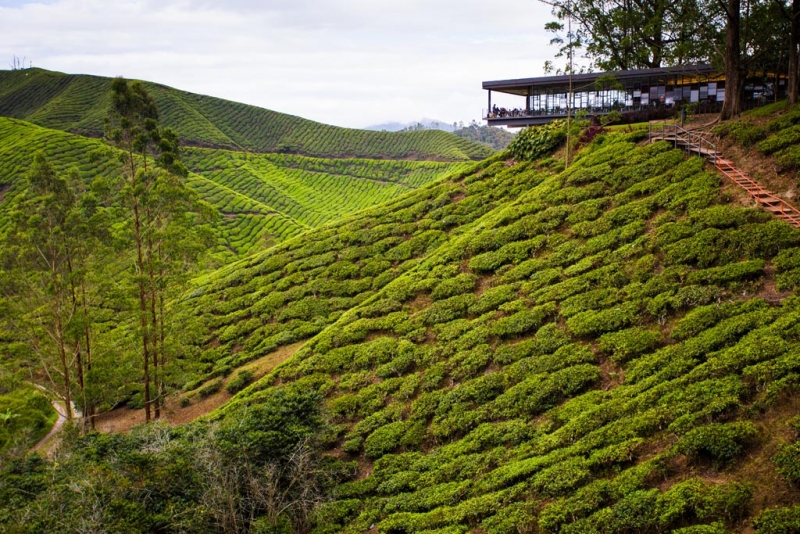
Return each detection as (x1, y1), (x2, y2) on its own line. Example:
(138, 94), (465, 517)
(30, 384), (80, 456)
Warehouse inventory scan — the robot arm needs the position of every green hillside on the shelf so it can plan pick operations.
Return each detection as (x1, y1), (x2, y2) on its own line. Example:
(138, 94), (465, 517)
(0, 117), (469, 258)
(176, 151), (529, 386)
(3, 122), (800, 531)
(209, 133), (800, 532)
(0, 68), (494, 161)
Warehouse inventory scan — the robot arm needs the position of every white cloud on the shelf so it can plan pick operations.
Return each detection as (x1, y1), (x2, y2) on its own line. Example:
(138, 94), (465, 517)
(0, 0), (555, 128)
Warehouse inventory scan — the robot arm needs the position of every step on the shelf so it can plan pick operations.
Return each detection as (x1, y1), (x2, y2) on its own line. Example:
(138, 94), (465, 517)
(764, 205), (790, 213)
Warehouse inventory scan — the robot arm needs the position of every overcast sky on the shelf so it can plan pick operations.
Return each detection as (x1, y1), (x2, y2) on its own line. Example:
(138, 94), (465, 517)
(0, 0), (556, 129)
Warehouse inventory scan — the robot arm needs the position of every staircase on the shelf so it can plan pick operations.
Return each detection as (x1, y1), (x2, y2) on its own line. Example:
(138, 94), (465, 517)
(649, 122), (800, 228)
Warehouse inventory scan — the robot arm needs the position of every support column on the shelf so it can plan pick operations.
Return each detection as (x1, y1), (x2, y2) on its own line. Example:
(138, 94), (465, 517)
(487, 90), (492, 118)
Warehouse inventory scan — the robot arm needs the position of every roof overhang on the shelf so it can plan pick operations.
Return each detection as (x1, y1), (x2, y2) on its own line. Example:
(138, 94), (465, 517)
(483, 64), (719, 96)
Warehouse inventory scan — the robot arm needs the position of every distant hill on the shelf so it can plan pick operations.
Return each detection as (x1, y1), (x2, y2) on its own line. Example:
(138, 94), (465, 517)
(0, 117), (470, 259)
(0, 69), (493, 161)
(365, 118), (457, 132)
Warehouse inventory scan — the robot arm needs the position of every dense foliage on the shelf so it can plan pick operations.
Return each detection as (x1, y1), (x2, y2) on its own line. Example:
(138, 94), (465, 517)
(0, 387), (349, 533)
(0, 69), (494, 161)
(0, 386), (55, 456)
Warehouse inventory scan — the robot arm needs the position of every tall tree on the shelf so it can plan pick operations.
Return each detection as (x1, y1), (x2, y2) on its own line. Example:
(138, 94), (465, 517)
(720, 0), (744, 118)
(0, 154), (94, 422)
(106, 78), (158, 421)
(541, 0), (707, 71)
(775, 0), (800, 104)
(105, 78), (215, 422)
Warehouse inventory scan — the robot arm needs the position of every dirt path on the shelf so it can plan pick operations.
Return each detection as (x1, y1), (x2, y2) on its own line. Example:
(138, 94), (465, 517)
(29, 384), (80, 456)
(94, 341), (305, 434)
(31, 400), (67, 455)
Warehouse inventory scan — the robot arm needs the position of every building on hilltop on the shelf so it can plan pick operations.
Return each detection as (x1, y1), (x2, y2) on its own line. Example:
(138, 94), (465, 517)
(483, 64), (787, 128)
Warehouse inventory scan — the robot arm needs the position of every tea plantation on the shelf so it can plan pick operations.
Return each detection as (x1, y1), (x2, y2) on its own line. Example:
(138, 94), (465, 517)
(0, 117), (469, 258)
(0, 68), (493, 161)
(203, 132), (800, 532)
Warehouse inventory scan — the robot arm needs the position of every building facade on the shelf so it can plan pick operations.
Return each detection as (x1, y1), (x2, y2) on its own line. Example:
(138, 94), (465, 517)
(483, 64), (786, 128)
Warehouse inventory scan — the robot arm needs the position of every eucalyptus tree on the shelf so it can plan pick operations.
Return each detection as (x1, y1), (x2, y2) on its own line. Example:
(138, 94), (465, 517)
(105, 78), (215, 422)
(0, 154), (96, 422)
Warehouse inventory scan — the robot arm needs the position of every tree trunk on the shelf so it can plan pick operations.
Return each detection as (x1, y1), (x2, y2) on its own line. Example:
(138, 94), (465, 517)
(159, 291), (166, 417)
(721, 0), (742, 120)
(81, 283), (94, 430)
(66, 256), (87, 431)
(53, 274), (73, 420)
(790, 0), (799, 105)
(133, 201), (152, 423)
(146, 211), (161, 419)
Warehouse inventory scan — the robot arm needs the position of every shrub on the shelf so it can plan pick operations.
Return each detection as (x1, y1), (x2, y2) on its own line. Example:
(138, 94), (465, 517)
(753, 505), (800, 534)
(775, 144), (800, 171)
(712, 121), (767, 146)
(674, 422), (759, 465)
(226, 369), (255, 394)
(491, 303), (557, 338)
(508, 120), (567, 161)
(597, 327), (662, 363)
(767, 109), (800, 131)
(757, 125), (800, 154)
(774, 442), (800, 484)
(566, 302), (639, 337)
(431, 273), (478, 301)
(364, 421), (410, 459)
(198, 379), (223, 398)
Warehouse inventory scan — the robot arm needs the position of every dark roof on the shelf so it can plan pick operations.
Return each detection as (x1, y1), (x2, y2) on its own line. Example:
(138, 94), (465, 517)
(483, 64), (718, 95)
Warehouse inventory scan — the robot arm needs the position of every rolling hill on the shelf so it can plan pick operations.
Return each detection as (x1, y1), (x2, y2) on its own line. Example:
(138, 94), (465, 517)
(0, 117), (471, 258)
(0, 68), (494, 161)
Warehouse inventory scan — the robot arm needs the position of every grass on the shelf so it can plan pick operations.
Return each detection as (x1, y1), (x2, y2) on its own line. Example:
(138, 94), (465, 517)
(0, 68), (494, 161)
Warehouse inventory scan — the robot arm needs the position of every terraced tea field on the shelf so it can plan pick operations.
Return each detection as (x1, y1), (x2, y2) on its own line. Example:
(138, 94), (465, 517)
(202, 132), (800, 532)
(0, 118), (468, 258)
(0, 69), (494, 161)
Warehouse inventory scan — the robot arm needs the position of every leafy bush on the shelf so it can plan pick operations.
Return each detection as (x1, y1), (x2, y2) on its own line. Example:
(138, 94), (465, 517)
(226, 369), (255, 394)
(674, 422), (759, 465)
(774, 442), (800, 484)
(767, 109), (800, 131)
(775, 144), (800, 171)
(753, 505), (800, 534)
(757, 125), (800, 154)
(597, 327), (662, 363)
(713, 121), (767, 146)
(0, 387), (56, 454)
(508, 121), (567, 161)
(364, 421), (410, 459)
(198, 378), (224, 398)
(566, 302), (639, 337)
